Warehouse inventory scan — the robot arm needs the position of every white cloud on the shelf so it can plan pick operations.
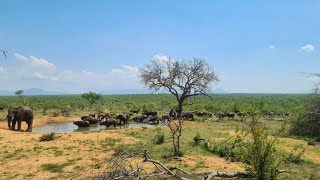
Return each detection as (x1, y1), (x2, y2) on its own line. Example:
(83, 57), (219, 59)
(112, 65), (139, 75)
(0, 66), (8, 76)
(154, 54), (171, 63)
(47, 65), (141, 92)
(301, 44), (315, 53)
(32, 72), (58, 81)
(32, 72), (49, 80)
(3, 53), (143, 93)
(15, 53), (28, 62)
(268, 45), (275, 49)
(82, 70), (94, 76)
(29, 56), (56, 69)
(15, 53), (56, 70)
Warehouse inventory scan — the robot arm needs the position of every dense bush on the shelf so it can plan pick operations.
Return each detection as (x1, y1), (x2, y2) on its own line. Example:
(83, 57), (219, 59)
(291, 112), (320, 137)
(291, 91), (320, 137)
(0, 94), (308, 116)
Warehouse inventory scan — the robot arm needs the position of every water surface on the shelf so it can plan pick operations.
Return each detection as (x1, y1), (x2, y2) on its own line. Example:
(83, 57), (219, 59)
(33, 122), (155, 133)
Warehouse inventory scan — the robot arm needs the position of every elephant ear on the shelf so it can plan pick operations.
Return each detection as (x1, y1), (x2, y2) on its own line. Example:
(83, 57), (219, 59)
(13, 108), (19, 114)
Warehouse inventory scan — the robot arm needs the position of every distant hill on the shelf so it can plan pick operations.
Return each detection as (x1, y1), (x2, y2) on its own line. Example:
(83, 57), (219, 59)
(0, 90), (13, 96)
(99, 89), (152, 95)
(0, 88), (68, 96)
(212, 88), (227, 94)
(0, 88), (227, 96)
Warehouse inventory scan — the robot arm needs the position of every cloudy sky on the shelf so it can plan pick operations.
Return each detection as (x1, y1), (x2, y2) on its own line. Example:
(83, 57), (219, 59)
(1, 1), (320, 93)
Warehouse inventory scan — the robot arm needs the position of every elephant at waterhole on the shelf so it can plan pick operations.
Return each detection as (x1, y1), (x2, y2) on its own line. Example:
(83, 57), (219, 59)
(7, 106), (34, 132)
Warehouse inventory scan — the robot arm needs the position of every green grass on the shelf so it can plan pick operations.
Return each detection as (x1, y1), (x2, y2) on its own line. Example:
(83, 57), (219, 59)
(99, 137), (121, 149)
(41, 161), (76, 173)
(3, 153), (15, 159)
(41, 163), (65, 173)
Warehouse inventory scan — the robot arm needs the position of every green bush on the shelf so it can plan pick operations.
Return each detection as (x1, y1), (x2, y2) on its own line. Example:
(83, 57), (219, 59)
(243, 118), (286, 180)
(291, 91), (320, 137)
(291, 112), (320, 137)
(193, 132), (202, 145)
(153, 129), (165, 145)
(41, 163), (64, 173)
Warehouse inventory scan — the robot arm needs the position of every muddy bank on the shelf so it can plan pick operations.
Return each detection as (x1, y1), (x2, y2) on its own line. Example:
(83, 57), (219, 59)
(0, 116), (79, 131)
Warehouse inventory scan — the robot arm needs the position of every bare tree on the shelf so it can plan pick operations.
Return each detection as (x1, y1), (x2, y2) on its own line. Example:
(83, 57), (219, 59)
(0, 50), (7, 59)
(139, 57), (219, 112)
(167, 120), (184, 156)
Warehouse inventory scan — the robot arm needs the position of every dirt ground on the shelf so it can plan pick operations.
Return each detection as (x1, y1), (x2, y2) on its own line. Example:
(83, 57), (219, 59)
(0, 117), (245, 180)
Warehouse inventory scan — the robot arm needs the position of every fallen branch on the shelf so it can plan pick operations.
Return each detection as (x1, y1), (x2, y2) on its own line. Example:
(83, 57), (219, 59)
(204, 171), (251, 179)
(96, 145), (289, 180)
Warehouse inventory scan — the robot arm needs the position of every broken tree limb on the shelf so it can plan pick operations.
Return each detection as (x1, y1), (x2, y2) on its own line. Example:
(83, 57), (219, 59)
(204, 171), (251, 179)
(97, 146), (290, 180)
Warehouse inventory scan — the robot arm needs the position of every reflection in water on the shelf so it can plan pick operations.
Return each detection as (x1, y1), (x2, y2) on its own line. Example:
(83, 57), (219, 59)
(33, 122), (156, 133)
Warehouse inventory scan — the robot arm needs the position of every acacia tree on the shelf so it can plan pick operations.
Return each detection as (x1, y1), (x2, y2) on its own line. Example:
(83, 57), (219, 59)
(81, 91), (102, 108)
(15, 89), (27, 106)
(139, 57), (219, 113)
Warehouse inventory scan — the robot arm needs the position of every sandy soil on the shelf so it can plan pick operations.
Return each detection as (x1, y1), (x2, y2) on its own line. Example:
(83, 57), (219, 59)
(0, 116), (79, 130)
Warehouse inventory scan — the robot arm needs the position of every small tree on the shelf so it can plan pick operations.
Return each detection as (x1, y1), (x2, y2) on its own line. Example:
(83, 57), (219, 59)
(244, 116), (287, 180)
(139, 57), (219, 113)
(81, 92), (102, 108)
(15, 89), (27, 106)
(167, 120), (184, 156)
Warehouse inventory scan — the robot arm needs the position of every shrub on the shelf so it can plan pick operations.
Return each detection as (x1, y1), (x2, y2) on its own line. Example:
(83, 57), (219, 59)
(291, 112), (320, 137)
(39, 133), (55, 142)
(153, 129), (165, 145)
(243, 117), (286, 180)
(193, 132), (202, 145)
(41, 163), (64, 173)
(291, 89), (320, 137)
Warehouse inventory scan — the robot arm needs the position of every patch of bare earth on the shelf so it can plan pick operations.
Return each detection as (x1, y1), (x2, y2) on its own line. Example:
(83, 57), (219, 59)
(0, 116), (79, 130)
(0, 128), (138, 180)
(279, 138), (320, 164)
(174, 156), (245, 172)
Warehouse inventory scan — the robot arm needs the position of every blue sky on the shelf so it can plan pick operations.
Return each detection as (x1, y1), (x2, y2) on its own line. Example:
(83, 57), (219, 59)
(0, 1), (320, 93)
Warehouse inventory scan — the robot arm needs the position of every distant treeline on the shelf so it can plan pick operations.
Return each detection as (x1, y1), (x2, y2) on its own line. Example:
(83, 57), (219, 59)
(0, 93), (309, 115)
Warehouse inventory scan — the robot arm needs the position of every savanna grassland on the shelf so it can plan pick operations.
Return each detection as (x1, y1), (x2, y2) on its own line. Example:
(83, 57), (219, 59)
(0, 94), (319, 179)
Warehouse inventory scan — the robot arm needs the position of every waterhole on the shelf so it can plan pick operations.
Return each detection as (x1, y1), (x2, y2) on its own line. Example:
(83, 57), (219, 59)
(33, 122), (156, 133)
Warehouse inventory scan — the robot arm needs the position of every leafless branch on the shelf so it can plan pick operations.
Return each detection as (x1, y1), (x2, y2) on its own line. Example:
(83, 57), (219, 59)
(95, 147), (255, 180)
(0, 50), (7, 59)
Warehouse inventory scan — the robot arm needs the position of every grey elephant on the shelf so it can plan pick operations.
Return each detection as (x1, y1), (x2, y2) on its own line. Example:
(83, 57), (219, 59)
(6, 106), (17, 129)
(8, 106), (34, 132)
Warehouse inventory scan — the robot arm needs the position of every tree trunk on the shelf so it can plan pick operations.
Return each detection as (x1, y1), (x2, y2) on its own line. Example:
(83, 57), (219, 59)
(172, 135), (177, 156)
(178, 98), (186, 114)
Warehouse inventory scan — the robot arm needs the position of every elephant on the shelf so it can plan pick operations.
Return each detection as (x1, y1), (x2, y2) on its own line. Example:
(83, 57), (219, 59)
(10, 106), (34, 132)
(6, 106), (18, 129)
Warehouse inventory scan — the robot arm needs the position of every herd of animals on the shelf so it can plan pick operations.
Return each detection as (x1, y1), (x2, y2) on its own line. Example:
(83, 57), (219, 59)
(74, 109), (176, 128)
(2, 106), (290, 132)
(72, 108), (290, 128)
